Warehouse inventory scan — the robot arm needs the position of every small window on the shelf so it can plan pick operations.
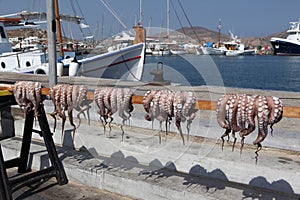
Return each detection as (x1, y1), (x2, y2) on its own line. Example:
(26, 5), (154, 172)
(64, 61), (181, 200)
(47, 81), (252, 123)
(0, 26), (6, 38)
(1, 62), (6, 69)
(25, 61), (31, 67)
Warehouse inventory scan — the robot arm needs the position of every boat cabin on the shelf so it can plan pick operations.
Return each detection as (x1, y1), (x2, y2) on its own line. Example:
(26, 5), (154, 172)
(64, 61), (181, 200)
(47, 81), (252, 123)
(287, 19), (300, 41)
(0, 22), (12, 54)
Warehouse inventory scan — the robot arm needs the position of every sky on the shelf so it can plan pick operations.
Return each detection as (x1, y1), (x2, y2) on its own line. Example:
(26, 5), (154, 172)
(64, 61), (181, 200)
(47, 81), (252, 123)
(1, 0), (300, 40)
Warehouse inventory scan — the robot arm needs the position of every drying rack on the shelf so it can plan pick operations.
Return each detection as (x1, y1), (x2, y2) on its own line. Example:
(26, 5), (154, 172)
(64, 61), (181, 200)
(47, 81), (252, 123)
(0, 95), (68, 200)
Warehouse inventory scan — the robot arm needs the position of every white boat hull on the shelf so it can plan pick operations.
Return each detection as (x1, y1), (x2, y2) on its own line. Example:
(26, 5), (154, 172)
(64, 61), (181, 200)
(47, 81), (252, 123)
(76, 42), (145, 81)
(0, 42), (145, 81)
(201, 47), (225, 55)
(225, 49), (255, 56)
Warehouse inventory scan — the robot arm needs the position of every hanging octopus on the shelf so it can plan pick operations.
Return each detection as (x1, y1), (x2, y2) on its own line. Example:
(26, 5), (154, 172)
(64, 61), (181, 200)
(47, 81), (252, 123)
(72, 85), (91, 127)
(216, 93), (283, 158)
(142, 90), (197, 145)
(49, 84), (90, 143)
(182, 91), (197, 142)
(13, 81), (44, 116)
(142, 90), (158, 128)
(94, 87), (134, 140)
(216, 94), (242, 150)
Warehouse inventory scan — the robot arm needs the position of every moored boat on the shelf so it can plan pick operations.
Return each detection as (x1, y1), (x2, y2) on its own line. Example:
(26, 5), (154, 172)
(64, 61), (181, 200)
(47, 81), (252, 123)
(201, 43), (225, 55)
(224, 31), (255, 56)
(0, 14), (146, 81)
(270, 18), (300, 56)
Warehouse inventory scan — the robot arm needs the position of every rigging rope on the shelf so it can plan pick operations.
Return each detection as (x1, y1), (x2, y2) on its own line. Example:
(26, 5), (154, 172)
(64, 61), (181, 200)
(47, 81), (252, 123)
(177, 0), (201, 44)
(170, 0), (186, 35)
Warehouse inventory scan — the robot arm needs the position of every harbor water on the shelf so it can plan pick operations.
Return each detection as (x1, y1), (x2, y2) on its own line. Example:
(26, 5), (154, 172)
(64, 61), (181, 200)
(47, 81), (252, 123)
(143, 55), (300, 92)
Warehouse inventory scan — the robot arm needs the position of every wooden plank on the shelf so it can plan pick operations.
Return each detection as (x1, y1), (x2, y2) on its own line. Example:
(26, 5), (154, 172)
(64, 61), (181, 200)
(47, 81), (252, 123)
(196, 100), (217, 111)
(282, 106), (300, 118)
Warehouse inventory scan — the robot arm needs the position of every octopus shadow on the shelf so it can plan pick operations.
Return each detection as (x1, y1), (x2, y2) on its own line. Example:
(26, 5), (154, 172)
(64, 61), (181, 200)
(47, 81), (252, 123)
(183, 164), (228, 192)
(87, 149), (140, 173)
(139, 160), (228, 193)
(139, 159), (178, 180)
(243, 176), (300, 199)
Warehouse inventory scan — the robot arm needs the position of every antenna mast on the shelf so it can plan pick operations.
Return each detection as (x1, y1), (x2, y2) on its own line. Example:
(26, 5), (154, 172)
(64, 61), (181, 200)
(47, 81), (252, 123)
(139, 0), (143, 25)
(218, 18), (222, 48)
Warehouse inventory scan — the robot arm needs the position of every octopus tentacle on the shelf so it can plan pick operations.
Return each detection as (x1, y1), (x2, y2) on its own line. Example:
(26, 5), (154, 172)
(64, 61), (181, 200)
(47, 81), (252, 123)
(66, 85), (76, 142)
(143, 90), (158, 125)
(173, 91), (186, 145)
(94, 88), (107, 133)
(216, 94), (231, 129)
(217, 94), (239, 150)
(156, 90), (169, 143)
(253, 95), (269, 146)
(266, 96), (283, 135)
(182, 91), (197, 142)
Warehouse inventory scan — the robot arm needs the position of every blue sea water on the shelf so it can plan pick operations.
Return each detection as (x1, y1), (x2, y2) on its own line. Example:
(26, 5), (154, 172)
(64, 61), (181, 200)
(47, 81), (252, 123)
(143, 55), (300, 92)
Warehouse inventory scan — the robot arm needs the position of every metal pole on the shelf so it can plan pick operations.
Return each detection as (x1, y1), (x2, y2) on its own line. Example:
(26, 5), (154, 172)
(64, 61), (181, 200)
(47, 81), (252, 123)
(139, 0), (142, 25)
(166, 0), (170, 38)
(47, 0), (57, 87)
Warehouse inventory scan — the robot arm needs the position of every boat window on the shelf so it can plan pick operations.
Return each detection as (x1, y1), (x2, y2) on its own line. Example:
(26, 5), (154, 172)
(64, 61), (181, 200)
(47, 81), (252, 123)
(1, 62), (6, 69)
(0, 26), (6, 38)
(26, 61), (31, 67)
(289, 32), (296, 35)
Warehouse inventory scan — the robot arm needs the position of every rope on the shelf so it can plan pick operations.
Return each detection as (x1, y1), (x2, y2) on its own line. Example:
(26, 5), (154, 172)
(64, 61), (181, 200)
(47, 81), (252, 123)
(121, 55), (141, 81)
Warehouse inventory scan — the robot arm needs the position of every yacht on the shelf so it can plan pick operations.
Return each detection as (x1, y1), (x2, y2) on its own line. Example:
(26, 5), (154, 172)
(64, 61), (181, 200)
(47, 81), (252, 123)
(270, 18), (300, 55)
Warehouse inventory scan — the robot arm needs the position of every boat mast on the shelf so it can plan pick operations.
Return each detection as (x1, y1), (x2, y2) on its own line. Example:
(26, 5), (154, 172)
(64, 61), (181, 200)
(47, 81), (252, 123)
(167, 0), (170, 38)
(54, 0), (64, 58)
(218, 18), (221, 48)
(139, 0), (143, 25)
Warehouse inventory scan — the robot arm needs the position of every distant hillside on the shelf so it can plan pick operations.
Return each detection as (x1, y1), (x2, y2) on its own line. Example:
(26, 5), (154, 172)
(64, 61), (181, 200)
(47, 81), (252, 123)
(7, 28), (47, 40)
(177, 26), (289, 47)
(177, 26), (230, 44)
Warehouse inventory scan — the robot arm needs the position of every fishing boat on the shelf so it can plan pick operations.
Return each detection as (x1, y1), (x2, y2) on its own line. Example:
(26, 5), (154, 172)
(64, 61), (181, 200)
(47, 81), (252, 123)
(0, 10), (146, 81)
(201, 42), (225, 55)
(224, 31), (255, 56)
(270, 18), (300, 56)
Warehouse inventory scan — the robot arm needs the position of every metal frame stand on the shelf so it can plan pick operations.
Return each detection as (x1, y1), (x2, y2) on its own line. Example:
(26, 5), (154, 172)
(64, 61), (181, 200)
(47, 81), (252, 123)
(0, 101), (68, 200)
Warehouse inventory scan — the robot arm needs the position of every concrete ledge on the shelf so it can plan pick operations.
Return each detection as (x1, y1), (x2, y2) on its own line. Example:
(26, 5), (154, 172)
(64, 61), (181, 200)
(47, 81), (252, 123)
(1, 133), (300, 200)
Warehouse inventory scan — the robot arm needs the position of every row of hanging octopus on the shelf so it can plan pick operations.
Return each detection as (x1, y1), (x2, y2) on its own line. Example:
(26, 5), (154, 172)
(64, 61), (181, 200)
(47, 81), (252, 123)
(12, 81), (284, 158)
(13, 81), (134, 142)
(142, 90), (197, 145)
(216, 94), (283, 158)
